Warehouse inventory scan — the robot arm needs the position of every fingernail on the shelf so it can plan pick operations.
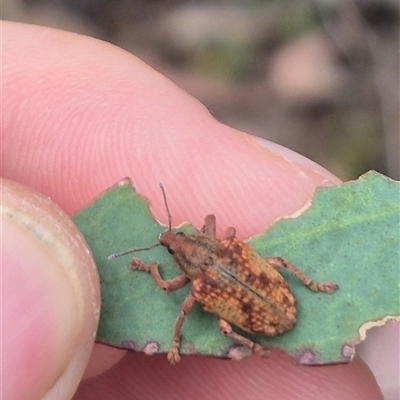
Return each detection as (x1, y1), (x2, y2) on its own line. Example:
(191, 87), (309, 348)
(254, 137), (341, 184)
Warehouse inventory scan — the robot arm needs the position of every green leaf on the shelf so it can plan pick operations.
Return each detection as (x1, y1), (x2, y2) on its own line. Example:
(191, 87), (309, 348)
(73, 171), (400, 365)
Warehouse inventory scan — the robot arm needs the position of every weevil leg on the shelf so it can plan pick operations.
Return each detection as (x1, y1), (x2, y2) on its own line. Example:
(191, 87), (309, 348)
(168, 292), (197, 364)
(201, 214), (217, 237)
(130, 258), (189, 292)
(218, 318), (270, 358)
(266, 257), (338, 294)
(223, 227), (236, 240)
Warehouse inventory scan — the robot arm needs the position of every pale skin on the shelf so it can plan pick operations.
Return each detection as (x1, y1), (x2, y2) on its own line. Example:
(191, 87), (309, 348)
(2, 21), (388, 400)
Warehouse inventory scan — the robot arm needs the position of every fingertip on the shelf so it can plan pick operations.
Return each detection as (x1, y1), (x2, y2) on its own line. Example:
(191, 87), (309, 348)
(357, 322), (400, 399)
(3, 22), (340, 241)
(2, 178), (100, 399)
(74, 351), (383, 400)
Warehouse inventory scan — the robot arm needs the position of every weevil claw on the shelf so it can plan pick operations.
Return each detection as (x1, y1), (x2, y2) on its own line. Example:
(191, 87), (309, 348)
(167, 348), (181, 365)
(318, 281), (338, 294)
(253, 344), (270, 358)
(130, 258), (150, 272)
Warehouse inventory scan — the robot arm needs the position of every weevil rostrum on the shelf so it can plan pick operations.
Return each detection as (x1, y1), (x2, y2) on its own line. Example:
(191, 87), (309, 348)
(109, 184), (338, 364)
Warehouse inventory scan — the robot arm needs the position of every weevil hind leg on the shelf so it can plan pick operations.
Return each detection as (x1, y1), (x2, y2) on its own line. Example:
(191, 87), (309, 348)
(167, 292), (197, 364)
(201, 214), (217, 237)
(266, 257), (338, 294)
(130, 259), (189, 292)
(218, 318), (270, 358)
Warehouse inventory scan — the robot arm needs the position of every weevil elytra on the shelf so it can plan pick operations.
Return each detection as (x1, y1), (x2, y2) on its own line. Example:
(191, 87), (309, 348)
(109, 184), (338, 364)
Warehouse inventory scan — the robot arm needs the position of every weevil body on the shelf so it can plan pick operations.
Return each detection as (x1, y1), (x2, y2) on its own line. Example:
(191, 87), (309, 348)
(159, 221), (297, 336)
(130, 213), (337, 364)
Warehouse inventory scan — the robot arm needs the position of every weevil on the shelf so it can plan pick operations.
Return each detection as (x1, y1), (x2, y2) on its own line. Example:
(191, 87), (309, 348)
(109, 184), (338, 364)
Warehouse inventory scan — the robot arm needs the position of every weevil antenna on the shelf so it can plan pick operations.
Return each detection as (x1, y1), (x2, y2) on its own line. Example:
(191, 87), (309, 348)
(108, 243), (161, 260)
(108, 183), (172, 262)
(159, 182), (172, 231)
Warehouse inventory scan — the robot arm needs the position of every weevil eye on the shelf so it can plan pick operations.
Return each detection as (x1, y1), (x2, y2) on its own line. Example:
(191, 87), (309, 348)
(167, 247), (175, 255)
(176, 231), (185, 236)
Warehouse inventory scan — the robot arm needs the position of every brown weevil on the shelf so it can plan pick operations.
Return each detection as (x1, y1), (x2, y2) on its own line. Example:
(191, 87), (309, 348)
(109, 184), (338, 364)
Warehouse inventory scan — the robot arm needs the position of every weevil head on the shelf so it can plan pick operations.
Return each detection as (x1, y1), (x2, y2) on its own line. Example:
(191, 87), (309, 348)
(159, 231), (216, 279)
(159, 231), (185, 253)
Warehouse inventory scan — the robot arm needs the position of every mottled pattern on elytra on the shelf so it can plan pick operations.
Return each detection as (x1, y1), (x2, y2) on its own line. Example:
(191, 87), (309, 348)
(167, 233), (297, 336)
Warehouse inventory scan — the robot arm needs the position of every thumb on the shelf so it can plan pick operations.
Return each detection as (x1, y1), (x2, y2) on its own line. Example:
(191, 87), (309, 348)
(2, 178), (100, 399)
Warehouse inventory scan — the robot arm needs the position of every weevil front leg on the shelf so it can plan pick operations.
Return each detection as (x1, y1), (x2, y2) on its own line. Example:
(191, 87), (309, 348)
(202, 214), (237, 240)
(218, 318), (270, 358)
(267, 257), (338, 294)
(201, 214), (217, 237)
(130, 259), (189, 292)
(167, 292), (197, 364)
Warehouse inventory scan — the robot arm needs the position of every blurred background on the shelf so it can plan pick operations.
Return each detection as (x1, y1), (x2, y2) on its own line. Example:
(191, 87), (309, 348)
(4, 0), (399, 181)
